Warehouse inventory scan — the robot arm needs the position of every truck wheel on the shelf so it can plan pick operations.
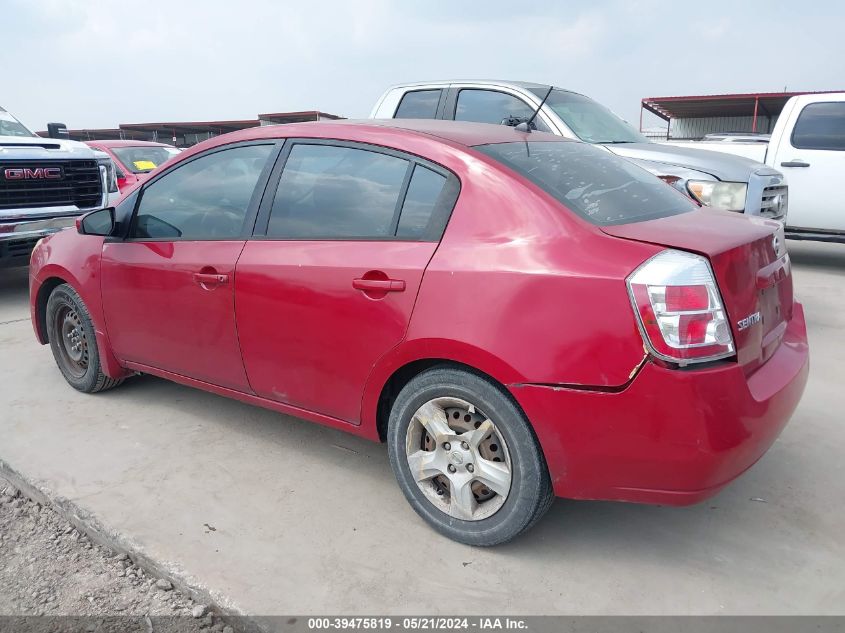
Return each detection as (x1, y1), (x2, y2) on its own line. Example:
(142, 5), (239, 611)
(387, 366), (554, 546)
(46, 284), (124, 393)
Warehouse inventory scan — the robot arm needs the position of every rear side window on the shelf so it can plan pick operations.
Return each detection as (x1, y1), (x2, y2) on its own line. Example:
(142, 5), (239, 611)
(395, 90), (441, 119)
(397, 165), (448, 238)
(132, 144), (272, 239)
(475, 141), (696, 226)
(267, 144), (409, 239)
(791, 102), (845, 150)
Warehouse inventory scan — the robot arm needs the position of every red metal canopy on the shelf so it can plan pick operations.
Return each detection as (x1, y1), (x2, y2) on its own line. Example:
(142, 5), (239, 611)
(640, 90), (844, 134)
(38, 110), (345, 145)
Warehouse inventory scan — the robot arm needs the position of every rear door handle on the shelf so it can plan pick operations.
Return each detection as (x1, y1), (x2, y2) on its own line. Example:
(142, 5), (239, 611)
(352, 278), (406, 292)
(780, 160), (810, 168)
(193, 272), (229, 287)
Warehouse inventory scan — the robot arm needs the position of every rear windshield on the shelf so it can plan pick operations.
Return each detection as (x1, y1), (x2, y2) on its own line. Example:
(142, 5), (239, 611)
(474, 141), (696, 226)
(112, 146), (180, 173)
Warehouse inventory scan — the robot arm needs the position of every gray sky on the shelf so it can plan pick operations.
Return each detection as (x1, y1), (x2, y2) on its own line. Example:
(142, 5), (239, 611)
(3, 0), (844, 132)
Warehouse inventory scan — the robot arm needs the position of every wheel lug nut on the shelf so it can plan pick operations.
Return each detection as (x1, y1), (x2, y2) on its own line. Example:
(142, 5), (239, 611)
(467, 464), (474, 473)
(443, 442), (451, 451)
(447, 464), (457, 474)
(461, 441), (469, 450)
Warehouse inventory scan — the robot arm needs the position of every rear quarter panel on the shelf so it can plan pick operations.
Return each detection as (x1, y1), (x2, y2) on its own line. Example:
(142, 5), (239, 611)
(361, 149), (663, 428)
(409, 178), (660, 387)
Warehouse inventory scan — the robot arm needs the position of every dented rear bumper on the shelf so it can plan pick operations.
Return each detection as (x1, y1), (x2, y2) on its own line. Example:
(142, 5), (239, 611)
(511, 302), (809, 505)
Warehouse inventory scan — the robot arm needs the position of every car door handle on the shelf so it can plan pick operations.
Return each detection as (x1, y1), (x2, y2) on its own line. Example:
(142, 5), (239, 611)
(352, 278), (406, 292)
(780, 160), (810, 168)
(193, 272), (229, 287)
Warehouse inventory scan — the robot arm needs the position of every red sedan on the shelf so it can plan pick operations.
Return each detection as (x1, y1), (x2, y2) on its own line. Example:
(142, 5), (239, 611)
(30, 120), (808, 545)
(85, 140), (181, 193)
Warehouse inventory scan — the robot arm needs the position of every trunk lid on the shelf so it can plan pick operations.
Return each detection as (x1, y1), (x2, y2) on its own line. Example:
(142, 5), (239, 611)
(603, 209), (792, 375)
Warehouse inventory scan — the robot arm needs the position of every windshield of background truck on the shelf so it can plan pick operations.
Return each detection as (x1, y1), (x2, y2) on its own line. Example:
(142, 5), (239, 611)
(528, 88), (648, 144)
(0, 109), (35, 137)
(112, 146), (180, 173)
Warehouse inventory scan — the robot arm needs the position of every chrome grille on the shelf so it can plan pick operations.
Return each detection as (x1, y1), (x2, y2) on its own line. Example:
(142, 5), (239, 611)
(0, 159), (102, 211)
(760, 185), (788, 220)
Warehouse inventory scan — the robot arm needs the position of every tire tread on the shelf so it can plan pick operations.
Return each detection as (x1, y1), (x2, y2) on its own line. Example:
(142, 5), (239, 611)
(47, 284), (124, 394)
(387, 365), (554, 546)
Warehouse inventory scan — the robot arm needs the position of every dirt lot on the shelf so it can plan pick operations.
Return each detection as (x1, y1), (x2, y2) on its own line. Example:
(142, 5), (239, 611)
(0, 477), (230, 632)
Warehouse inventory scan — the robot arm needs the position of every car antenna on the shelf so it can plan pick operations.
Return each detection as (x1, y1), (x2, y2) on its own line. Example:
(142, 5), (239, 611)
(515, 85), (553, 133)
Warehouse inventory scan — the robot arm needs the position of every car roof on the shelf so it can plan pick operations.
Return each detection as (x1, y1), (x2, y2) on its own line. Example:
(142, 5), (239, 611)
(366, 119), (566, 146)
(213, 119), (568, 149)
(385, 79), (549, 90)
(85, 139), (173, 148)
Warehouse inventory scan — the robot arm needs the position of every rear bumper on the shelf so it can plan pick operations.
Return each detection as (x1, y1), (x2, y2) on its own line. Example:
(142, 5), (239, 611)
(511, 302), (809, 505)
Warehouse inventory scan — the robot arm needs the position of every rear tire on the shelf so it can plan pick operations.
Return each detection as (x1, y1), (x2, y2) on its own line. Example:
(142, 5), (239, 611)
(46, 284), (124, 393)
(387, 366), (553, 546)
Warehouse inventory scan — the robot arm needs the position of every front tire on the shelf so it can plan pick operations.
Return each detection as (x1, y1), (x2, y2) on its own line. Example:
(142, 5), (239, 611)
(387, 366), (553, 546)
(46, 284), (124, 393)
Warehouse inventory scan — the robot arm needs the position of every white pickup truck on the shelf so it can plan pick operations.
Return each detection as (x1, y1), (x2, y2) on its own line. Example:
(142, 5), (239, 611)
(666, 93), (845, 243)
(1, 105), (120, 267)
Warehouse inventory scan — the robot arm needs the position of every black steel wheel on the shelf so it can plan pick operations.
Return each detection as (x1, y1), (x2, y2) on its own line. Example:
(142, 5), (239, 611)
(46, 284), (124, 393)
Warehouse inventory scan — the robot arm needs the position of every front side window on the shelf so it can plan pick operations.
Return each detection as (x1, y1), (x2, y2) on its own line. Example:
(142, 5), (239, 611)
(132, 144), (272, 240)
(455, 89), (550, 131)
(791, 102), (845, 150)
(267, 144), (409, 239)
(475, 141), (696, 226)
(395, 90), (441, 119)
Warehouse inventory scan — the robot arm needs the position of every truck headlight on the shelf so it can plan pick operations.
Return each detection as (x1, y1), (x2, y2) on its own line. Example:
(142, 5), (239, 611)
(686, 181), (747, 211)
(97, 157), (119, 194)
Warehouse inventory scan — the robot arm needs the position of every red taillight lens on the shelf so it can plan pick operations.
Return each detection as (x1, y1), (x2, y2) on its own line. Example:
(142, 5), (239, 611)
(627, 250), (735, 365)
(678, 313), (710, 345)
(664, 285), (709, 312)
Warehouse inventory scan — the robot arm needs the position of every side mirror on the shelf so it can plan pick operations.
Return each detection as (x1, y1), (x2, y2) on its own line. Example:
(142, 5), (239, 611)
(500, 115), (536, 131)
(47, 122), (70, 140)
(501, 115), (524, 127)
(77, 207), (115, 236)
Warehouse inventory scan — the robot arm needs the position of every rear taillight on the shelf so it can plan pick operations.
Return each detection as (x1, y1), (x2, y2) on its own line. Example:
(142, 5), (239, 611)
(627, 250), (735, 365)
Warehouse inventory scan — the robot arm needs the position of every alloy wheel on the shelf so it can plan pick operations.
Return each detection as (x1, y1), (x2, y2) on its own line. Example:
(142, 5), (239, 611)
(405, 397), (512, 521)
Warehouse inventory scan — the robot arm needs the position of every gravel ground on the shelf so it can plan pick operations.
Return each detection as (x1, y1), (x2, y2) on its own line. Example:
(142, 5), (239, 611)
(0, 478), (233, 632)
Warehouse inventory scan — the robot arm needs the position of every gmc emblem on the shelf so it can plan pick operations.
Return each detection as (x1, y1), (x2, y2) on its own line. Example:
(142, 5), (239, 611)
(2, 167), (64, 180)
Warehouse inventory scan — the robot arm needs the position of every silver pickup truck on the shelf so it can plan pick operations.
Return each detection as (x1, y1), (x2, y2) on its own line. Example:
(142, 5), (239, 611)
(1, 106), (116, 268)
(371, 80), (788, 222)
